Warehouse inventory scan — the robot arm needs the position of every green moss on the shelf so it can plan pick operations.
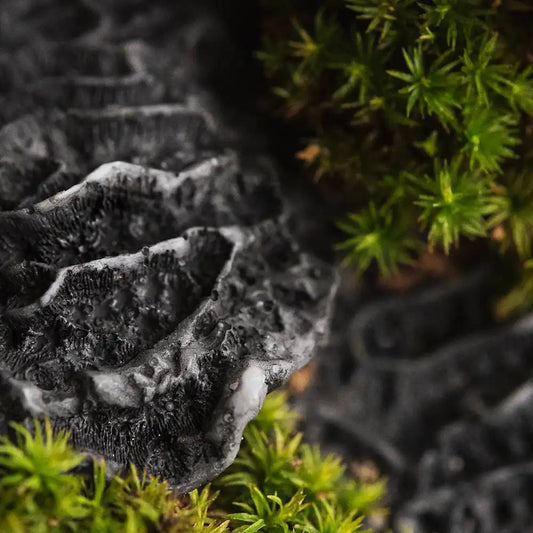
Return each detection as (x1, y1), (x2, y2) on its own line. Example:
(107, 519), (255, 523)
(259, 0), (533, 312)
(0, 392), (384, 532)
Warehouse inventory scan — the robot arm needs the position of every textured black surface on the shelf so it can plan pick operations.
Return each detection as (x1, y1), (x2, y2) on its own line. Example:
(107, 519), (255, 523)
(298, 267), (533, 532)
(0, 0), (336, 491)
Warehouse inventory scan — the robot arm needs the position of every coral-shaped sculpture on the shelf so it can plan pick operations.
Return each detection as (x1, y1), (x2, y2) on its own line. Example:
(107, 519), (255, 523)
(0, 0), (336, 490)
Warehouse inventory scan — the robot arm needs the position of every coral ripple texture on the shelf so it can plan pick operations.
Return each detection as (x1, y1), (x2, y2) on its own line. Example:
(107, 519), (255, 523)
(300, 268), (533, 532)
(0, 0), (336, 491)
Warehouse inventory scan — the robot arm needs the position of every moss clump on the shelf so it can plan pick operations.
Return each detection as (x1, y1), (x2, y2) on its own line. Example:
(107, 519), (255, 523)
(258, 0), (533, 312)
(0, 392), (384, 532)
(216, 391), (386, 531)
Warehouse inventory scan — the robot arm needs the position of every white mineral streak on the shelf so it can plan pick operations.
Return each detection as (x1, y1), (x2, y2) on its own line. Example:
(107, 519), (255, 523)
(207, 364), (267, 475)
(89, 372), (141, 408)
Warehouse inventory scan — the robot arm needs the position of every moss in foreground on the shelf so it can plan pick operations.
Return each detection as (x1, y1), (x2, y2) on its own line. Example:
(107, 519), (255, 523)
(0, 392), (385, 532)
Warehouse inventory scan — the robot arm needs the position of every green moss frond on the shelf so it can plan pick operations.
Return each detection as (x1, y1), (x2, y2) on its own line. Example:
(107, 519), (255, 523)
(411, 157), (497, 253)
(337, 203), (418, 275)
(388, 47), (461, 127)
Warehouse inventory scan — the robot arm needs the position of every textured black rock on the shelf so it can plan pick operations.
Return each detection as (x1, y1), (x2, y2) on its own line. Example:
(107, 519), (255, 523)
(298, 267), (533, 532)
(0, 216), (334, 491)
(0, 0), (336, 491)
(348, 268), (493, 362)
(398, 462), (533, 533)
